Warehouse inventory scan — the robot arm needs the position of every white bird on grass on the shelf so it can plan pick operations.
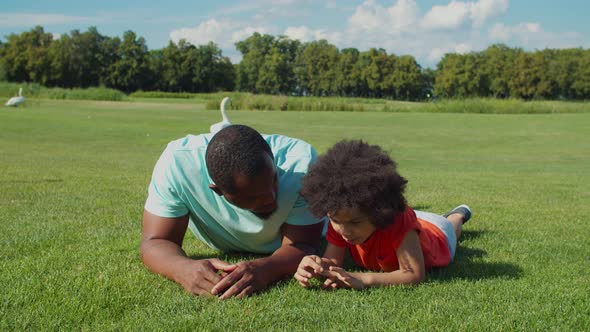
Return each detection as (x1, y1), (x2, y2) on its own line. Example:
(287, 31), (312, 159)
(210, 97), (232, 134)
(5, 87), (25, 107)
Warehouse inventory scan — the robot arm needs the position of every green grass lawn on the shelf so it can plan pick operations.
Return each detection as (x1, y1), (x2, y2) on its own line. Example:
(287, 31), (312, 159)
(1, 99), (589, 330)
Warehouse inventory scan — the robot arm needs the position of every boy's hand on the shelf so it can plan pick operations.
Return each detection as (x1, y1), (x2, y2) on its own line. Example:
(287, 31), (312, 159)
(294, 255), (331, 287)
(322, 266), (364, 290)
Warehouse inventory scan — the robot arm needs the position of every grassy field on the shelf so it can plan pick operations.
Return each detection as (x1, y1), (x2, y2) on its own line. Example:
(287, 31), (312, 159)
(1, 98), (589, 330)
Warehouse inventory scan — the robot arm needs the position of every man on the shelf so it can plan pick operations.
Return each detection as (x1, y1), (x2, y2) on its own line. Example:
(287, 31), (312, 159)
(140, 124), (323, 299)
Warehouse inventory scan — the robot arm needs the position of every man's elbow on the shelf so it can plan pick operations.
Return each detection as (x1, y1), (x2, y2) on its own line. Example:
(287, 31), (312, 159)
(139, 240), (149, 264)
(139, 238), (157, 265)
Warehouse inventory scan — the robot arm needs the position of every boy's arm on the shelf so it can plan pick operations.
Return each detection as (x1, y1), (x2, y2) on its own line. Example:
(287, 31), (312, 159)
(351, 230), (426, 287)
(322, 243), (346, 266)
(213, 222), (324, 298)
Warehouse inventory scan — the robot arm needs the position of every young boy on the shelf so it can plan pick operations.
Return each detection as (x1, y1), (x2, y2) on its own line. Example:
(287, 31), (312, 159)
(294, 140), (472, 289)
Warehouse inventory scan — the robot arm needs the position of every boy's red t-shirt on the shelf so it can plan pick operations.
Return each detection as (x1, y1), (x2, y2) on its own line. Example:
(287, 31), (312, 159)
(326, 207), (451, 272)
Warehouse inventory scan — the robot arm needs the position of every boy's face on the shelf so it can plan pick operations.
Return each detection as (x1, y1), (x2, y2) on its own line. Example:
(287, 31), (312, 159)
(328, 208), (376, 245)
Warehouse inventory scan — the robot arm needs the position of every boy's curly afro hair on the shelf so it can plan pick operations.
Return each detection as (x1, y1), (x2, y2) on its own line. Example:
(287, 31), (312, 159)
(300, 140), (407, 228)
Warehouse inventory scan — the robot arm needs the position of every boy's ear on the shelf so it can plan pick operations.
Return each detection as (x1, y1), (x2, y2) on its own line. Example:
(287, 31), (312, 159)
(375, 208), (396, 227)
(209, 184), (223, 196)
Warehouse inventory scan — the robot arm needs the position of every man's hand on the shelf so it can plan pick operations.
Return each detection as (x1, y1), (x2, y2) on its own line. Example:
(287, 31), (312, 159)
(294, 255), (334, 288)
(210, 260), (269, 299)
(176, 258), (237, 296)
(142, 210), (323, 299)
(141, 211), (238, 297)
(321, 266), (364, 290)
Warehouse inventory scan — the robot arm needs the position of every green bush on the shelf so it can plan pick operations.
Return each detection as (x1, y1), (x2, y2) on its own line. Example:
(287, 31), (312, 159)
(0, 82), (42, 98)
(415, 98), (590, 114)
(129, 91), (197, 99)
(0, 82), (125, 101)
(204, 94), (369, 112)
(0, 62), (6, 82)
(129, 91), (248, 103)
(1, 83), (588, 113)
(47, 87), (125, 101)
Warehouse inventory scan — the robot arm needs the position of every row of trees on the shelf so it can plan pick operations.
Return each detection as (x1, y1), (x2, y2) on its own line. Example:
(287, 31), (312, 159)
(236, 34), (428, 99)
(0, 26), (234, 93)
(435, 45), (590, 99)
(1, 26), (589, 99)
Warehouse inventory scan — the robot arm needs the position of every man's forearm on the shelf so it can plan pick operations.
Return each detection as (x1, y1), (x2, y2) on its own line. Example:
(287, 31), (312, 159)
(140, 239), (192, 283)
(253, 243), (318, 284)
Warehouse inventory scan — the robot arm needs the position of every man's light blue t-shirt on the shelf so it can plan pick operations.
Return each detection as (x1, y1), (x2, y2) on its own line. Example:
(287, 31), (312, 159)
(144, 133), (320, 254)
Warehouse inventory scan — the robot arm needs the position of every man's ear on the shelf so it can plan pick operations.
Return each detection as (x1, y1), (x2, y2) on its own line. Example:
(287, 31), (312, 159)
(209, 184), (223, 196)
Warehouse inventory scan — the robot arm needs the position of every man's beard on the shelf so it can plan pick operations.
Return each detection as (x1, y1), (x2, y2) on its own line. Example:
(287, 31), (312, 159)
(253, 210), (275, 219)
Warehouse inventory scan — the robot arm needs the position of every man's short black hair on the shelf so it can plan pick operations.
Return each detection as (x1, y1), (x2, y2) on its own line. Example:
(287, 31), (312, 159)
(300, 140), (407, 228)
(205, 124), (273, 193)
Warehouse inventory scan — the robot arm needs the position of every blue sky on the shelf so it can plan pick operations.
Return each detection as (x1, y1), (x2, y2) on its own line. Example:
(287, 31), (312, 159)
(1, 0), (588, 67)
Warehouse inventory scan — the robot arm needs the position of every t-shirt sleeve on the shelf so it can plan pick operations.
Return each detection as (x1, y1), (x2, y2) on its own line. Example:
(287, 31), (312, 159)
(144, 151), (189, 218)
(284, 194), (323, 226)
(390, 207), (422, 248)
(387, 207), (421, 249)
(326, 221), (348, 247)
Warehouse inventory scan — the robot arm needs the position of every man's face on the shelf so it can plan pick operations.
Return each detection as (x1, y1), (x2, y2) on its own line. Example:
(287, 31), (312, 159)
(211, 155), (279, 219)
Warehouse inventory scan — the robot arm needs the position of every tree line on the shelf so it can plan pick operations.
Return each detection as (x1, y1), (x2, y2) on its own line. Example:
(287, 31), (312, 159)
(435, 44), (590, 100)
(1, 26), (589, 100)
(0, 26), (234, 93)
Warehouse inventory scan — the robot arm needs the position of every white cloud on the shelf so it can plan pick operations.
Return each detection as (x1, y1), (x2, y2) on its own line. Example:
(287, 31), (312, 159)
(427, 42), (472, 62)
(231, 26), (271, 43)
(455, 43), (472, 53)
(170, 19), (237, 47)
(421, 0), (508, 30)
(170, 19), (275, 49)
(348, 0), (420, 34)
(488, 22), (585, 49)
(348, 0), (385, 32)
(489, 22), (511, 41)
(489, 22), (543, 45)
(284, 26), (317, 41)
(421, 1), (470, 30)
(343, 1), (485, 64)
(166, 0), (587, 67)
(428, 48), (447, 62)
(342, 0), (515, 65)
(490, 22), (542, 41)
(387, 0), (421, 32)
(284, 26), (342, 44)
(470, 0), (509, 27)
(169, 18), (276, 63)
(0, 13), (93, 27)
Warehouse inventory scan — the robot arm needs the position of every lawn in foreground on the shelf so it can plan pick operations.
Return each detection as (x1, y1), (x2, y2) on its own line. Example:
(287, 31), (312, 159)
(0, 99), (588, 330)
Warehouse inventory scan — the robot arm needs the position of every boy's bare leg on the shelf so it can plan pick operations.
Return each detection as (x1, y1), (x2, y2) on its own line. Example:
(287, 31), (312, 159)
(446, 213), (464, 240)
(443, 205), (472, 241)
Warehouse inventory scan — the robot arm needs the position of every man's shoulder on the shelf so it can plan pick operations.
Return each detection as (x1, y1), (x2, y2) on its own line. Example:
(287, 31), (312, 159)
(155, 134), (213, 179)
(263, 134), (316, 165)
(164, 133), (213, 152)
(263, 133), (312, 147)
